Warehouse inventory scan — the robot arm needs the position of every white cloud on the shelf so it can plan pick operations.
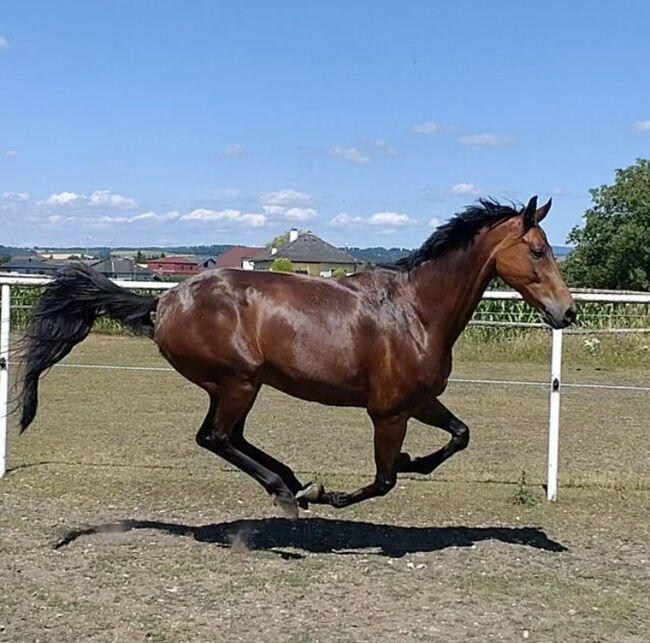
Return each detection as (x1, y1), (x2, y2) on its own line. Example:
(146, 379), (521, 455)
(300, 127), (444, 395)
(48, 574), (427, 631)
(260, 203), (317, 221)
(180, 208), (266, 227)
(552, 187), (567, 196)
(0, 36), (8, 50)
(97, 215), (130, 223)
(43, 189), (136, 208)
(130, 211), (159, 222)
(88, 189), (136, 209)
(5, 150), (16, 158)
(129, 211), (180, 223)
(262, 204), (286, 215)
(369, 211), (416, 226)
(428, 217), (442, 228)
(46, 191), (84, 205)
(239, 213), (267, 227)
(331, 211), (416, 227)
(47, 214), (62, 224)
(225, 143), (244, 159)
(284, 207), (318, 221)
(181, 208), (241, 222)
(633, 120), (650, 132)
(413, 121), (439, 135)
(452, 182), (482, 196)
(330, 146), (371, 165)
(459, 133), (510, 146)
(261, 188), (312, 206)
(330, 213), (364, 226)
(374, 139), (398, 156)
(2, 191), (30, 202)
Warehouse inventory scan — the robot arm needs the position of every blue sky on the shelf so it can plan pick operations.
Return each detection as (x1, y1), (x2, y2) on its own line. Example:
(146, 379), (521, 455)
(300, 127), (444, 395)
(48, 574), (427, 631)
(1, 1), (649, 249)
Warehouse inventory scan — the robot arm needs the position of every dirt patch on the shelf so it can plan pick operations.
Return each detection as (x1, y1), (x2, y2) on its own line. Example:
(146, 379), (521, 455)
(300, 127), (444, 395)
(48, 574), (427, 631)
(1, 335), (648, 642)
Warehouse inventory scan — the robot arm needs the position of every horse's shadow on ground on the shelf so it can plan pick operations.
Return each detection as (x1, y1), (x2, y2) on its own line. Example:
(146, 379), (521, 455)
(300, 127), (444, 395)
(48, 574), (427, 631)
(54, 517), (567, 559)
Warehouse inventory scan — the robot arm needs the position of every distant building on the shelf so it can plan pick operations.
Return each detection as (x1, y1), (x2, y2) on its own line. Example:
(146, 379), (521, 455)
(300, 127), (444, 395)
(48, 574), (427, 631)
(0, 256), (61, 276)
(89, 258), (160, 281)
(252, 231), (360, 276)
(147, 256), (201, 277)
(110, 249), (163, 260)
(194, 256), (218, 271)
(215, 246), (264, 270)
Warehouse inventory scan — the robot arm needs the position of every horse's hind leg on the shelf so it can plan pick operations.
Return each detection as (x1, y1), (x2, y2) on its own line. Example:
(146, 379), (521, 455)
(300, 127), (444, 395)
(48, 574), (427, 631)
(196, 383), (299, 517)
(397, 399), (469, 475)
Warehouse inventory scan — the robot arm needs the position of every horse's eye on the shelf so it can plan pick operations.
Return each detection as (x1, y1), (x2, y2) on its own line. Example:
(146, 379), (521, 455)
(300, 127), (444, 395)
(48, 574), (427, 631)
(531, 247), (545, 259)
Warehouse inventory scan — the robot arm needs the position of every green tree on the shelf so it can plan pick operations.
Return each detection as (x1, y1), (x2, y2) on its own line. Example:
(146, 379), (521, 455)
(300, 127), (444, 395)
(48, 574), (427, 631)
(266, 230), (305, 250)
(563, 158), (650, 290)
(331, 268), (347, 279)
(270, 257), (294, 272)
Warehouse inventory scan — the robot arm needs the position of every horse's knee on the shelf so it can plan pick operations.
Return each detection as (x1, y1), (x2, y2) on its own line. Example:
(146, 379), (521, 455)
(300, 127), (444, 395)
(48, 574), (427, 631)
(452, 419), (470, 450)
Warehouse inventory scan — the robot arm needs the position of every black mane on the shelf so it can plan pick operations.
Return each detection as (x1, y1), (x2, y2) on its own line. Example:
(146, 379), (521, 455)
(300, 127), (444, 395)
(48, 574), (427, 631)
(393, 199), (523, 271)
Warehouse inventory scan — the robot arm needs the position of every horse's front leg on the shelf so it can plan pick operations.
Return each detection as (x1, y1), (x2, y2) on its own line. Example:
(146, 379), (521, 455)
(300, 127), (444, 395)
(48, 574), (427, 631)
(397, 399), (469, 475)
(304, 415), (407, 509)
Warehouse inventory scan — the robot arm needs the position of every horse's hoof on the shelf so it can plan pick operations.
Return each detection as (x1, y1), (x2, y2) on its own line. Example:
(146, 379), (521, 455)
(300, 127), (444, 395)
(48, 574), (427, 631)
(273, 496), (299, 519)
(296, 481), (324, 503)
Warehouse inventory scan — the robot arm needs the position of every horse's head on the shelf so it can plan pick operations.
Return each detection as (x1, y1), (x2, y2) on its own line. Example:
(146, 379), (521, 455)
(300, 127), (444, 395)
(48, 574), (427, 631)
(494, 196), (576, 329)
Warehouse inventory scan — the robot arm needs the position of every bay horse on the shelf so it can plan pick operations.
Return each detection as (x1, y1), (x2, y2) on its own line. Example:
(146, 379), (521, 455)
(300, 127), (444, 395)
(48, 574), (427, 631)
(19, 196), (576, 517)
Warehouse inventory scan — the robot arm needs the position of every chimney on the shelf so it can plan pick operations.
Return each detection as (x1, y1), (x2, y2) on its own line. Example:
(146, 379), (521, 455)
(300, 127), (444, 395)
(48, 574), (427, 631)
(271, 247), (278, 255)
(289, 228), (299, 243)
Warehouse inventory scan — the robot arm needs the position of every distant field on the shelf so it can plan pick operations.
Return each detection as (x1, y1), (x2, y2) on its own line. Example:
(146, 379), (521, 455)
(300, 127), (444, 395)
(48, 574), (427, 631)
(1, 335), (648, 642)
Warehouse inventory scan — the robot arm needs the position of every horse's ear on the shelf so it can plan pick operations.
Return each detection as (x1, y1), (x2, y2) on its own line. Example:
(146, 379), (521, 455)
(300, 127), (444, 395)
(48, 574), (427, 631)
(534, 197), (552, 224)
(523, 195), (538, 229)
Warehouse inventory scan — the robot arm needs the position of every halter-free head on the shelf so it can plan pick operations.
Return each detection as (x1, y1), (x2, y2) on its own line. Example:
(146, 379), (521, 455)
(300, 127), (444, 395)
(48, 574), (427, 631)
(494, 196), (576, 328)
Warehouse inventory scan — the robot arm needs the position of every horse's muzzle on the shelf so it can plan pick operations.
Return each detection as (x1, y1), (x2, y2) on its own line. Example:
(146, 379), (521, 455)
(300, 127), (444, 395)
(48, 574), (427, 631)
(543, 303), (577, 329)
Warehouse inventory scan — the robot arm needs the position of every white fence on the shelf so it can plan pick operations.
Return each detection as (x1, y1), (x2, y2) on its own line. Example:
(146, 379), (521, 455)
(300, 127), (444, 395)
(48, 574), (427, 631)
(0, 275), (648, 501)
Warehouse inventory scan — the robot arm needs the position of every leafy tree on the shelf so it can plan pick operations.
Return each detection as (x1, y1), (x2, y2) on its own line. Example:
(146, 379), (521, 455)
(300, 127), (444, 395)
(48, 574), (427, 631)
(270, 258), (294, 272)
(331, 268), (348, 279)
(266, 230), (306, 250)
(563, 158), (650, 290)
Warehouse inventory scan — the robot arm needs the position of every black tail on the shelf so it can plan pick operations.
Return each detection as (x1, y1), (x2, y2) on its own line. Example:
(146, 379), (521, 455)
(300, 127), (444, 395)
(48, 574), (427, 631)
(20, 264), (157, 432)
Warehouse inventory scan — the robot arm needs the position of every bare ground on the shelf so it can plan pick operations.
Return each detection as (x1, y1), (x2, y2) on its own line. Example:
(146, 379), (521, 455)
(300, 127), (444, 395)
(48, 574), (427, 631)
(1, 335), (648, 642)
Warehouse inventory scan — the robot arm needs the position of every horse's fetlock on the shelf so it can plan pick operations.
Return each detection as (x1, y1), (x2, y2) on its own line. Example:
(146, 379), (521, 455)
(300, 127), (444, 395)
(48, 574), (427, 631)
(453, 420), (470, 450)
(375, 474), (396, 495)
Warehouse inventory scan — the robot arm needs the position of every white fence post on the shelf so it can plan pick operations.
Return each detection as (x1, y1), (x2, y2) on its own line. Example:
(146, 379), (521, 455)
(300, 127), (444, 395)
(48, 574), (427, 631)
(0, 284), (10, 478)
(547, 328), (563, 501)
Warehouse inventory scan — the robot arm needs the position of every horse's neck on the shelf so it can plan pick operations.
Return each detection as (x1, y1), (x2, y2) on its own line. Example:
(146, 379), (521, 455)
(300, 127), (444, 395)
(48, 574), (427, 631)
(412, 233), (497, 348)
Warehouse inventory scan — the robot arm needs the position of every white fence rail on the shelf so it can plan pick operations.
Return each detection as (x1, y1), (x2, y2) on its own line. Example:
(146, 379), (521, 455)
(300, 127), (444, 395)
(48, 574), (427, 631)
(0, 275), (648, 500)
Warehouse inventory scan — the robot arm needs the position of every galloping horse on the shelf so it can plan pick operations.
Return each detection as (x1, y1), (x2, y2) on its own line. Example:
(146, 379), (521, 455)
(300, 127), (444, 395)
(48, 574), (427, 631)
(20, 197), (576, 516)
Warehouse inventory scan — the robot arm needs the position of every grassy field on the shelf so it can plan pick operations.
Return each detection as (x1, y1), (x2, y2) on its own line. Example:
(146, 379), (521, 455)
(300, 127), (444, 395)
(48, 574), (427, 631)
(1, 334), (648, 642)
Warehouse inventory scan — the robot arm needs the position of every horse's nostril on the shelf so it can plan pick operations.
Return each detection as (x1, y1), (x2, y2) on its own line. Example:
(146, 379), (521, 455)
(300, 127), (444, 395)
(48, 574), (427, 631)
(564, 307), (577, 324)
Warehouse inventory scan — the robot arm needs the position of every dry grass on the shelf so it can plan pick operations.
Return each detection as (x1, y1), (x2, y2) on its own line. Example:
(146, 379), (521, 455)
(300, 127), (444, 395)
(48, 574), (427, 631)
(0, 335), (648, 642)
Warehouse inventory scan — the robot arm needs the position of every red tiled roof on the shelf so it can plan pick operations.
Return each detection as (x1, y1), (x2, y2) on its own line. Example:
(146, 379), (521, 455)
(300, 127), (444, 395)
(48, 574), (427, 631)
(149, 256), (198, 265)
(216, 246), (264, 268)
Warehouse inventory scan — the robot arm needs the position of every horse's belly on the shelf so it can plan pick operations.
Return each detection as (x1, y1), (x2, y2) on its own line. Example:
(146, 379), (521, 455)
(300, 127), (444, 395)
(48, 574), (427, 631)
(261, 362), (368, 408)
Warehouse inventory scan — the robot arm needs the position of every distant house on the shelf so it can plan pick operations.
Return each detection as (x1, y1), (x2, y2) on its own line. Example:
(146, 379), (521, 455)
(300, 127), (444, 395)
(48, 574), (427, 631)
(253, 231), (360, 276)
(90, 258), (160, 281)
(216, 246), (264, 270)
(194, 256), (218, 271)
(147, 256), (200, 277)
(0, 256), (61, 276)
